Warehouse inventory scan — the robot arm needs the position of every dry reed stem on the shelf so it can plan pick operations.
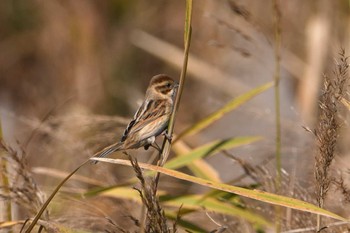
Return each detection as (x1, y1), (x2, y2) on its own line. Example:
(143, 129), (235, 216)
(272, 0), (282, 231)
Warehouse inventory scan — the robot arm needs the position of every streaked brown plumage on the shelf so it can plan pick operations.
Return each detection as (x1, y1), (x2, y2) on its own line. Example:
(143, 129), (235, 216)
(93, 74), (178, 162)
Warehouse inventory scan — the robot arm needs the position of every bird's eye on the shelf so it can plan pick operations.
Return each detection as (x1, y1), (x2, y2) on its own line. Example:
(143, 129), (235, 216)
(166, 83), (171, 88)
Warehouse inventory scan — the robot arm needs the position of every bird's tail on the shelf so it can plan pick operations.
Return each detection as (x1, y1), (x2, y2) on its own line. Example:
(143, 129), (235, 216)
(92, 142), (123, 164)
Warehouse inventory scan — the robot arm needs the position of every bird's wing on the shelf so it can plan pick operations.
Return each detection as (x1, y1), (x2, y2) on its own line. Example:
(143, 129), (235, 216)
(120, 99), (149, 142)
(122, 99), (170, 141)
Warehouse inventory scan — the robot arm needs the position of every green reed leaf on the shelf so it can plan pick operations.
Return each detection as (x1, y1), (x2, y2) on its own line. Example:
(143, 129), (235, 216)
(174, 82), (273, 142)
(166, 136), (261, 170)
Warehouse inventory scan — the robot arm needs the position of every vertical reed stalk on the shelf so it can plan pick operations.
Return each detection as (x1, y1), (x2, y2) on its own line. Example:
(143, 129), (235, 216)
(153, 0), (193, 192)
(0, 118), (13, 230)
(272, 0), (282, 232)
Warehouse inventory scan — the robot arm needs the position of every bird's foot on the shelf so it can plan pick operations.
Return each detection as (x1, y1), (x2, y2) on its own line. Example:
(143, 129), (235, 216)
(162, 131), (173, 143)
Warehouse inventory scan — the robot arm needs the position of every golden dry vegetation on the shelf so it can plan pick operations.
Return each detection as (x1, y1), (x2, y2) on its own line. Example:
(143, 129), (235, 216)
(1, 1), (350, 232)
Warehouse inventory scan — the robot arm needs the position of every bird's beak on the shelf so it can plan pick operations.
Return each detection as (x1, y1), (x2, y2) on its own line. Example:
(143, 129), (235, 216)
(175, 83), (179, 88)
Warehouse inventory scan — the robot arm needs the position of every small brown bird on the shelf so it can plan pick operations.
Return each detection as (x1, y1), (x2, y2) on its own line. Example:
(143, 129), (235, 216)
(93, 74), (178, 162)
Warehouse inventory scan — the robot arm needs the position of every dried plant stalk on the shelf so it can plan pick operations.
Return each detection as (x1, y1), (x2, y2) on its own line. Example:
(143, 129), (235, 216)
(314, 49), (348, 228)
(0, 142), (47, 218)
(129, 155), (174, 233)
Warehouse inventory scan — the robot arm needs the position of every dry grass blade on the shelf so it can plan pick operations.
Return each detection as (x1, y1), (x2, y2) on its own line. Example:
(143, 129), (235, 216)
(32, 166), (105, 186)
(98, 187), (270, 227)
(163, 194), (270, 227)
(23, 158), (91, 233)
(0, 220), (25, 229)
(90, 157), (348, 222)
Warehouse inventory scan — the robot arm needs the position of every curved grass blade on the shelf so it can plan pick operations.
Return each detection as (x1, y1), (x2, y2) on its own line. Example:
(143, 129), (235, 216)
(23, 159), (90, 233)
(85, 136), (254, 198)
(0, 220), (25, 229)
(90, 157), (348, 222)
(174, 82), (273, 142)
(98, 187), (269, 227)
(162, 195), (270, 227)
(85, 137), (239, 193)
(100, 187), (166, 202)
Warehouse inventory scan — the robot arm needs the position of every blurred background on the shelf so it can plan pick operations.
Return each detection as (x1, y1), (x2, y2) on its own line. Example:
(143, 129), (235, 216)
(1, 0), (350, 232)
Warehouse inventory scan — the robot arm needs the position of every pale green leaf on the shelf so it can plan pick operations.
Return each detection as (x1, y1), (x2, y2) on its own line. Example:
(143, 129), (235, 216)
(175, 82), (273, 141)
(166, 136), (262, 170)
(97, 187), (269, 227)
(163, 195), (270, 227)
(172, 140), (222, 182)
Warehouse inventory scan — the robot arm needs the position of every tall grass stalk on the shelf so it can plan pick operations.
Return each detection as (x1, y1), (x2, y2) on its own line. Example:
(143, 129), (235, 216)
(154, 0), (193, 190)
(1, 155), (12, 230)
(272, 0), (282, 232)
(0, 118), (13, 231)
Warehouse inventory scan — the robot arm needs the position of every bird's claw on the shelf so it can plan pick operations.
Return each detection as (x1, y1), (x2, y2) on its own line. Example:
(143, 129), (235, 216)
(162, 131), (173, 142)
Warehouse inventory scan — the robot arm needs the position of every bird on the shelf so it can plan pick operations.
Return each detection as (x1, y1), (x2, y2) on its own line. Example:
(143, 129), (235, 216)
(92, 74), (178, 163)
